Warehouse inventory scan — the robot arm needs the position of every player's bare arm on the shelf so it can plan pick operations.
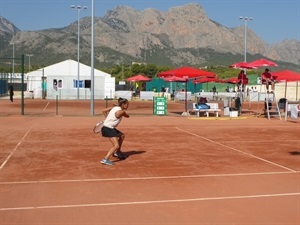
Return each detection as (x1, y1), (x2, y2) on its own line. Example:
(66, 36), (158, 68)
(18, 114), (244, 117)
(102, 107), (113, 118)
(115, 110), (129, 119)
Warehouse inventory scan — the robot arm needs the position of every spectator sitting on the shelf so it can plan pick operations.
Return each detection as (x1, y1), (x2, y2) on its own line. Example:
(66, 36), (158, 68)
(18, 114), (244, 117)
(197, 97), (207, 104)
(196, 97), (210, 109)
(261, 68), (275, 93)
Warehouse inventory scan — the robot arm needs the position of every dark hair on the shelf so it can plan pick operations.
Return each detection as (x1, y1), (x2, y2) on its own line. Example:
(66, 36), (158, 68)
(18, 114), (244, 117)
(118, 97), (128, 106)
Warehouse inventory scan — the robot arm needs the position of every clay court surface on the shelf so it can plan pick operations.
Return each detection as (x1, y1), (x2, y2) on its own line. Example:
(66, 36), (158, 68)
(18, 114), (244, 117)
(0, 99), (299, 225)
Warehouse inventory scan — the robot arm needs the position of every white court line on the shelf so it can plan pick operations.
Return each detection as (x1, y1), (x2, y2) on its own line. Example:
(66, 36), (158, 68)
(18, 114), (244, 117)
(1, 171), (299, 185)
(176, 127), (297, 173)
(43, 101), (50, 111)
(221, 140), (299, 143)
(0, 126), (33, 171)
(1, 192), (299, 211)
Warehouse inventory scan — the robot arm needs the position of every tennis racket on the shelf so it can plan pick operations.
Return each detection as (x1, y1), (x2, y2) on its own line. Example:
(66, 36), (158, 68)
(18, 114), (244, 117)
(93, 121), (103, 133)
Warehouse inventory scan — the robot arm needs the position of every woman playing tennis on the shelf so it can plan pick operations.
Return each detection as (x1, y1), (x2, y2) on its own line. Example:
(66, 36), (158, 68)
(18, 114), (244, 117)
(100, 98), (129, 166)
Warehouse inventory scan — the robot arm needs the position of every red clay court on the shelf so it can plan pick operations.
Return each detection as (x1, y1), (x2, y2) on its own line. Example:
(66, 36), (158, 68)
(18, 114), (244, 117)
(0, 99), (299, 224)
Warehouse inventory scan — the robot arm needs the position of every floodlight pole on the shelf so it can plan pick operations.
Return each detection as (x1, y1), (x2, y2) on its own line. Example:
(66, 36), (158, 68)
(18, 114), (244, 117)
(21, 54), (25, 115)
(71, 4), (87, 100)
(90, 0), (95, 116)
(26, 54), (33, 72)
(12, 43), (15, 82)
(12, 41), (18, 83)
(239, 16), (253, 63)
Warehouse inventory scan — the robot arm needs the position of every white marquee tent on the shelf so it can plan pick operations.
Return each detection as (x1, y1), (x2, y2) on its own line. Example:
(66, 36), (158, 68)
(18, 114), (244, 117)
(26, 59), (115, 99)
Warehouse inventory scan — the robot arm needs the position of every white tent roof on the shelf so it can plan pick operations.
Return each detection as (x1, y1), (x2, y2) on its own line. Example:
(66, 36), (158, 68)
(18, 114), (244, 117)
(27, 59), (111, 77)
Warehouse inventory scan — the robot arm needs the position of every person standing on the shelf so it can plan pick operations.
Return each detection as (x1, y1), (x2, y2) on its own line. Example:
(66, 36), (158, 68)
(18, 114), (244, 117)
(261, 68), (275, 93)
(212, 86), (217, 93)
(237, 70), (248, 92)
(161, 85), (166, 97)
(100, 98), (130, 166)
(212, 86), (217, 100)
(8, 85), (14, 102)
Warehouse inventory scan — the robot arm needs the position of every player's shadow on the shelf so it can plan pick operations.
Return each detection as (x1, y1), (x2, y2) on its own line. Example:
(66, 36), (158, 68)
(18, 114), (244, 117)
(289, 151), (300, 155)
(112, 150), (146, 162)
(124, 150), (146, 158)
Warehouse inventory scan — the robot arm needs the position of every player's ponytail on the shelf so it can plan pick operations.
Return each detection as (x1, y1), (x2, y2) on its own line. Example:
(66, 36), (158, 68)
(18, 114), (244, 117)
(118, 98), (128, 106)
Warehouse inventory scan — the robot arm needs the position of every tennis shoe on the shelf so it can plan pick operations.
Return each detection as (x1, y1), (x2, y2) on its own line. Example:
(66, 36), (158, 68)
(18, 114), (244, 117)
(113, 151), (127, 160)
(101, 158), (114, 166)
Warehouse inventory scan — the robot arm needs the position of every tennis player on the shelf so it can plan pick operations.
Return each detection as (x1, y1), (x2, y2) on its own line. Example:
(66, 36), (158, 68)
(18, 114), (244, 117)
(100, 98), (129, 166)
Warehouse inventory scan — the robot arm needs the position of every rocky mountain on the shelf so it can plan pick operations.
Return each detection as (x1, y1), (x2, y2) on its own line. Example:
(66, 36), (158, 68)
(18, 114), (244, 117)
(0, 16), (20, 51)
(0, 3), (299, 69)
(0, 16), (19, 34)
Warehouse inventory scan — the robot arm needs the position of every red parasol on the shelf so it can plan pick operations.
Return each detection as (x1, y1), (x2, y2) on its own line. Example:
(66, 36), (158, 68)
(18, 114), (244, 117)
(158, 66), (216, 79)
(229, 61), (257, 69)
(193, 77), (221, 92)
(247, 58), (278, 68)
(193, 77), (220, 84)
(222, 77), (239, 84)
(126, 74), (151, 82)
(163, 76), (187, 82)
(271, 70), (300, 82)
(271, 70), (300, 98)
(158, 67), (216, 113)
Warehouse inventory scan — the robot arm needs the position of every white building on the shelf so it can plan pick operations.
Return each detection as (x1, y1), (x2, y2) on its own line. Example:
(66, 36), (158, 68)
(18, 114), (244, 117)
(26, 59), (115, 99)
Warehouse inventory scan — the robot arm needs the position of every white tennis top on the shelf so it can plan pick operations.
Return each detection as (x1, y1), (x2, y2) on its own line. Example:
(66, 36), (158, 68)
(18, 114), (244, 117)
(103, 106), (122, 128)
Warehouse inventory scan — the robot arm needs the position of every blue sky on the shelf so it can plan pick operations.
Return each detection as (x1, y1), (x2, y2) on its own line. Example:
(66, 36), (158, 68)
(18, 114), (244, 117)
(0, 0), (299, 44)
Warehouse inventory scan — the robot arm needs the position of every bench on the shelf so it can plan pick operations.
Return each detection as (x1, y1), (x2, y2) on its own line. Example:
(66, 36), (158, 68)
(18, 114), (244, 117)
(189, 103), (221, 117)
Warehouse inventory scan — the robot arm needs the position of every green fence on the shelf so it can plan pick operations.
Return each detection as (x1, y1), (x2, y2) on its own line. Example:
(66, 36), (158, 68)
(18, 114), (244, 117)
(145, 74), (259, 94)
(146, 78), (202, 94)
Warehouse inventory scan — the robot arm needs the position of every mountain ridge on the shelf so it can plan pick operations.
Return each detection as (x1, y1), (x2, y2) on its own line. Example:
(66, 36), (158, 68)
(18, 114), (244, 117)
(0, 3), (299, 70)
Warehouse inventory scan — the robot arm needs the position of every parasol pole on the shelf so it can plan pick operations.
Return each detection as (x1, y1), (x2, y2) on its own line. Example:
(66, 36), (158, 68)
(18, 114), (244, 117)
(284, 81), (287, 99)
(184, 76), (188, 112)
(185, 80), (187, 112)
(296, 81), (299, 100)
